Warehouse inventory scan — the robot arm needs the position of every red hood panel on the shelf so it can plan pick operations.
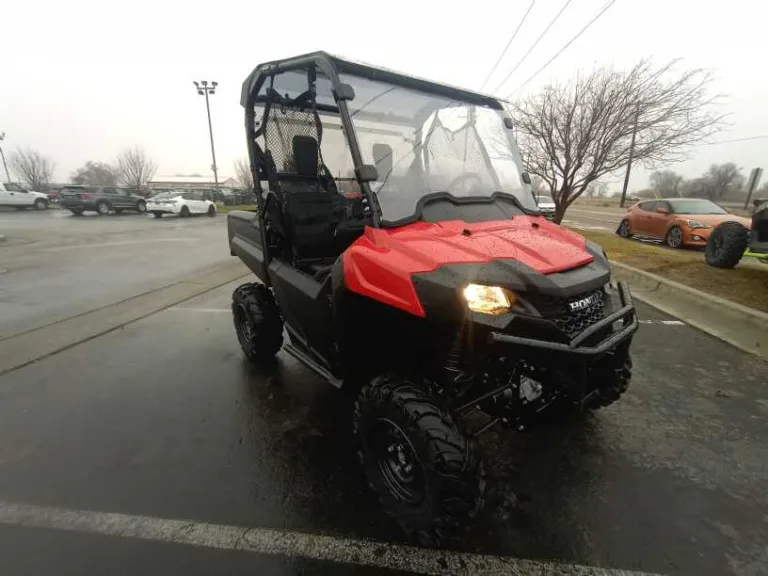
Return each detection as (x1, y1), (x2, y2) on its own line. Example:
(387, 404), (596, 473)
(362, 218), (593, 274)
(343, 217), (595, 317)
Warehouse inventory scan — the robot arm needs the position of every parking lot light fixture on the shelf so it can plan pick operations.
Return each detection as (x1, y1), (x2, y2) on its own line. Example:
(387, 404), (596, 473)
(193, 81), (219, 192)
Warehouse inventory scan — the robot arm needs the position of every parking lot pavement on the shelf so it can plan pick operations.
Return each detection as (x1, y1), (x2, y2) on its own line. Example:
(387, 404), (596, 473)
(0, 208), (231, 338)
(0, 281), (766, 575)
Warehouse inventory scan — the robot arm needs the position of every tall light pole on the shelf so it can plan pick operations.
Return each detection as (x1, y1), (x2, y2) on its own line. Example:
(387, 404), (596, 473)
(193, 81), (219, 193)
(0, 132), (11, 183)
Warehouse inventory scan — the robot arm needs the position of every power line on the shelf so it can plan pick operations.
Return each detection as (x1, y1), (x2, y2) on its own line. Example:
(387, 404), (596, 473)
(492, 0), (574, 94)
(479, 0), (536, 91)
(701, 134), (768, 145)
(506, 0), (617, 99)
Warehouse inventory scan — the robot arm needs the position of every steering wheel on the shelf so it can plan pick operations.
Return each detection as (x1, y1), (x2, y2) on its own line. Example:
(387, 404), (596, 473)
(447, 172), (483, 192)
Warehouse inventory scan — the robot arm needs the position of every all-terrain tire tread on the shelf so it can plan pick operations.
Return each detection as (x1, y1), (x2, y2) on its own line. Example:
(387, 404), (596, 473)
(706, 222), (749, 268)
(355, 375), (485, 547)
(232, 282), (283, 363)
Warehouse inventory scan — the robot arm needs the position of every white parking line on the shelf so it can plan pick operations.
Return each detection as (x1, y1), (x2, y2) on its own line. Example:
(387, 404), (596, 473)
(0, 500), (661, 575)
(170, 307), (230, 313)
(639, 320), (686, 326)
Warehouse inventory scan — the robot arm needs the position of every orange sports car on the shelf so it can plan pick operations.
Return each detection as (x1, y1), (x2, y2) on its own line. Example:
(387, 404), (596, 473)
(616, 198), (752, 248)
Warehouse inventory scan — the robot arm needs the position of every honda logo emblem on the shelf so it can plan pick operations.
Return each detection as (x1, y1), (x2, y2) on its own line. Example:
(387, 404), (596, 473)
(569, 294), (598, 312)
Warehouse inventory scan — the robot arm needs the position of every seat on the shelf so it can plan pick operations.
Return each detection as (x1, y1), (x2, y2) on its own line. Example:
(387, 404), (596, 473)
(280, 135), (344, 266)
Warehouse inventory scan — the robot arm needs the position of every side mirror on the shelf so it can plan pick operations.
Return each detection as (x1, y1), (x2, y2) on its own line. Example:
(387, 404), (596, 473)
(333, 83), (356, 101)
(355, 164), (378, 182)
(503, 117), (514, 129)
(521, 172), (531, 185)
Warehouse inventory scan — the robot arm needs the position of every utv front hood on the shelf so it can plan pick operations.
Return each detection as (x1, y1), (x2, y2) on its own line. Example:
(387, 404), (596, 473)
(343, 217), (607, 317)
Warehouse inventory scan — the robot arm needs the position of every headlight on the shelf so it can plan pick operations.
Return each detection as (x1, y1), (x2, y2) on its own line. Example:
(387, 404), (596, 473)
(463, 284), (515, 315)
(685, 219), (712, 229)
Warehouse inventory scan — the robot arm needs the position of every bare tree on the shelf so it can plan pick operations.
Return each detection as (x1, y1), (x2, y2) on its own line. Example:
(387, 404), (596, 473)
(71, 161), (119, 186)
(117, 146), (157, 193)
(701, 163), (743, 200)
(233, 158), (253, 192)
(649, 170), (684, 198)
(585, 180), (610, 198)
(9, 148), (56, 192)
(513, 60), (724, 222)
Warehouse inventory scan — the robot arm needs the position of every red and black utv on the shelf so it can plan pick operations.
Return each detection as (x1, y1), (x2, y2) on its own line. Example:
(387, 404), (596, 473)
(227, 52), (638, 546)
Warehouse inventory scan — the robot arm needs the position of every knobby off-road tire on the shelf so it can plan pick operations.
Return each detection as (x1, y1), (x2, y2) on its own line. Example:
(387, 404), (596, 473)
(585, 350), (632, 410)
(232, 283), (283, 363)
(706, 222), (749, 268)
(354, 376), (485, 548)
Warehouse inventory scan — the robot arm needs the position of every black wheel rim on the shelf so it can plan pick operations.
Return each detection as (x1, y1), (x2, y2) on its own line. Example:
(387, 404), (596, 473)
(368, 419), (425, 504)
(619, 221), (629, 236)
(712, 231), (723, 256)
(234, 303), (255, 343)
(98, 204), (109, 214)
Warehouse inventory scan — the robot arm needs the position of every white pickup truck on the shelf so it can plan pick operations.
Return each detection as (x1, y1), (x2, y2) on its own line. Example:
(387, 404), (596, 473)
(0, 182), (49, 209)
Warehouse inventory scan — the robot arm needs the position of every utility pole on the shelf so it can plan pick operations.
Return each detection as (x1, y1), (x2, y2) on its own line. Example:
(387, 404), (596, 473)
(0, 132), (10, 183)
(193, 81), (219, 195)
(744, 167), (763, 210)
(620, 112), (639, 208)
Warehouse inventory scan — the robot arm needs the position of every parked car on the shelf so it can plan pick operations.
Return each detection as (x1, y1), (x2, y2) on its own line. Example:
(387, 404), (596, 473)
(616, 198), (752, 248)
(146, 190), (217, 218)
(60, 186), (147, 215)
(535, 194), (556, 220)
(0, 182), (49, 210)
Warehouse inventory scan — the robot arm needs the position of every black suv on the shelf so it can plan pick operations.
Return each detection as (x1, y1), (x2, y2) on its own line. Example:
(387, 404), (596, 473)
(60, 186), (147, 216)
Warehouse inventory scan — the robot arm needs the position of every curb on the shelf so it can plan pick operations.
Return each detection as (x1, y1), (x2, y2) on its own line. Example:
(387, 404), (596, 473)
(610, 260), (768, 360)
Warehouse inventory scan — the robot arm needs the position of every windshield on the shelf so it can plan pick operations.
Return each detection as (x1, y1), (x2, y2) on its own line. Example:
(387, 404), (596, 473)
(340, 74), (533, 224)
(669, 199), (728, 215)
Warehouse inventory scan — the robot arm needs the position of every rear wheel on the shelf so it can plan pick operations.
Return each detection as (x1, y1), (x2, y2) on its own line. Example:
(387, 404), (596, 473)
(207, 204), (216, 217)
(69, 207), (84, 216)
(136, 201), (147, 213)
(355, 376), (485, 548)
(665, 225), (684, 248)
(179, 205), (190, 218)
(96, 201), (110, 215)
(616, 219), (632, 238)
(34, 198), (48, 210)
(232, 283), (283, 363)
(152, 211), (163, 219)
(706, 222), (749, 268)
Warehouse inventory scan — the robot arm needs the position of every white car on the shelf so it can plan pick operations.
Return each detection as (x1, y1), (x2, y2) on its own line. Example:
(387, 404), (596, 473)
(0, 182), (49, 210)
(146, 190), (217, 218)
(535, 194), (556, 219)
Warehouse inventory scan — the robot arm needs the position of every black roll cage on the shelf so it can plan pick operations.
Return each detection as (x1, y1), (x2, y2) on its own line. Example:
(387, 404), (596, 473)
(241, 51), (517, 265)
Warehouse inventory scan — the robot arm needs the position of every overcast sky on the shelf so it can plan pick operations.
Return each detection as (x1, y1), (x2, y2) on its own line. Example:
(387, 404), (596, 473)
(3, 0), (766, 193)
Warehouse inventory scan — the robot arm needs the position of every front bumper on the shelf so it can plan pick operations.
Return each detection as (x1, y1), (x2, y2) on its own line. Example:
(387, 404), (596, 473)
(489, 282), (637, 356)
(147, 203), (180, 214)
(682, 226), (712, 247)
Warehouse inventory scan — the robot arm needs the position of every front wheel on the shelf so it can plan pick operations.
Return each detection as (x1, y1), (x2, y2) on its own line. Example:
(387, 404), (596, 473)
(706, 222), (749, 268)
(585, 347), (632, 409)
(152, 211), (163, 219)
(136, 201), (147, 213)
(665, 225), (684, 248)
(355, 376), (485, 547)
(179, 205), (190, 218)
(96, 201), (110, 215)
(207, 204), (216, 217)
(70, 207), (84, 216)
(232, 283), (283, 363)
(34, 198), (48, 210)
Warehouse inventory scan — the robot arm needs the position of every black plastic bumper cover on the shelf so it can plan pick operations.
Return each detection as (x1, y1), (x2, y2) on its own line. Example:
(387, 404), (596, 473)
(489, 282), (638, 356)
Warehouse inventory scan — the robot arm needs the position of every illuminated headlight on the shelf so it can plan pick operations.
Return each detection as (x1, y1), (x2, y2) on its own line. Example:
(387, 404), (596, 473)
(685, 219), (712, 229)
(463, 284), (515, 315)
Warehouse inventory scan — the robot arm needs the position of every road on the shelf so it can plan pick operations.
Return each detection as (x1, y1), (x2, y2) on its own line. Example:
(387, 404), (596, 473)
(0, 209), (767, 575)
(562, 205), (625, 233)
(0, 208), (230, 338)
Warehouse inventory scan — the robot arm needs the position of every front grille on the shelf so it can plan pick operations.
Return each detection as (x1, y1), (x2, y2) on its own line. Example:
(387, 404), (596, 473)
(551, 290), (606, 338)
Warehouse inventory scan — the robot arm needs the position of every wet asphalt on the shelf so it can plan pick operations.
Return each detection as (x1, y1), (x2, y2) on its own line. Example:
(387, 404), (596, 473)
(0, 207), (230, 338)
(0, 209), (767, 575)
